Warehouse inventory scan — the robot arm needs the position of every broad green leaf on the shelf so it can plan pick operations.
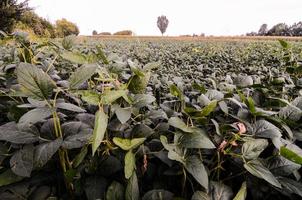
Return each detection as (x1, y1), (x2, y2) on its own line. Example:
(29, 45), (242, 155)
(133, 94), (156, 108)
(0, 169), (24, 187)
(0, 122), (39, 144)
(142, 190), (174, 200)
(10, 144), (34, 177)
(279, 105), (302, 121)
(18, 107), (52, 128)
(16, 63), (56, 100)
(170, 84), (183, 98)
(180, 128), (215, 149)
(280, 146), (302, 165)
(278, 177), (302, 197)
(125, 172), (139, 200)
(106, 181), (125, 200)
(61, 51), (87, 64)
(91, 109), (108, 156)
(244, 160), (281, 188)
(200, 100), (217, 117)
(218, 101), (229, 114)
(242, 139), (268, 160)
(168, 150), (185, 165)
(125, 150), (136, 179)
(160, 135), (175, 152)
(56, 102), (86, 113)
(168, 117), (194, 133)
(210, 182), (233, 200)
(191, 191), (210, 200)
(185, 155), (208, 191)
(113, 137), (146, 151)
(192, 82), (207, 94)
(233, 182), (247, 200)
(253, 120), (282, 139)
(128, 72), (151, 94)
(68, 63), (98, 89)
(75, 90), (100, 105)
(62, 132), (92, 149)
(115, 107), (132, 124)
(268, 155), (301, 176)
(34, 138), (63, 168)
(101, 89), (128, 104)
(278, 39), (289, 49)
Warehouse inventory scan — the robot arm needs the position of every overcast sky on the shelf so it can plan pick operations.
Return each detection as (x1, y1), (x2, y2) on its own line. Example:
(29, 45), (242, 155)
(28, 0), (302, 36)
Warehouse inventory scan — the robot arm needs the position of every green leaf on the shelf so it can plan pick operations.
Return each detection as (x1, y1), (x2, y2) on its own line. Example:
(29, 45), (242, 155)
(244, 160), (281, 188)
(246, 97), (256, 114)
(113, 137), (146, 151)
(0, 169), (24, 187)
(61, 51), (87, 64)
(200, 100), (217, 117)
(10, 144), (34, 177)
(142, 190), (174, 200)
(16, 63), (56, 100)
(106, 181), (125, 200)
(191, 191), (210, 200)
(185, 155), (208, 191)
(72, 146), (88, 168)
(192, 82), (207, 94)
(101, 89), (128, 104)
(280, 146), (302, 165)
(167, 150), (185, 164)
(180, 128), (216, 149)
(168, 117), (194, 133)
(68, 63), (98, 89)
(75, 90), (100, 105)
(125, 150), (136, 179)
(278, 177), (302, 197)
(128, 72), (151, 94)
(91, 109), (108, 156)
(242, 139), (268, 160)
(125, 172), (139, 200)
(233, 182), (247, 200)
(133, 94), (155, 108)
(210, 182), (233, 200)
(253, 120), (282, 139)
(18, 107), (52, 128)
(115, 106), (132, 124)
(56, 102), (86, 113)
(34, 138), (63, 168)
(278, 39), (289, 49)
(170, 84), (183, 99)
(0, 122), (39, 144)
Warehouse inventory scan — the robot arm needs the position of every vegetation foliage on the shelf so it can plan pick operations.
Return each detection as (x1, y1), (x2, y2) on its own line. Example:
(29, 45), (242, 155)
(0, 32), (301, 199)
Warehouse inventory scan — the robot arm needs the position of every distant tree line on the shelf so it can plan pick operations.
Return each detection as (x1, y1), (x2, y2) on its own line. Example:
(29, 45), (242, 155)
(92, 30), (133, 36)
(1, 0), (79, 37)
(247, 22), (302, 36)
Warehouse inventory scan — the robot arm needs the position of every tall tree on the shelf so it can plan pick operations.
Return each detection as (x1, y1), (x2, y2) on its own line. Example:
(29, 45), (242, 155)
(0, 0), (30, 33)
(289, 22), (302, 36)
(267, 23), (290, 36)
(157, 15), (169, 36)
(258, 24), (268, 36)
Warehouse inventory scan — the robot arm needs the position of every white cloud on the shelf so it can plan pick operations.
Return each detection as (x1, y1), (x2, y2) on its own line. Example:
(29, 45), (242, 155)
(28, 0), (302, 36)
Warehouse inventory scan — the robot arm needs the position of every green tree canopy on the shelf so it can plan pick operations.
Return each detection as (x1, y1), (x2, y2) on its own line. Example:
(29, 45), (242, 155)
(0, 0), (30, 33)
(55, 18), (80, 37)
